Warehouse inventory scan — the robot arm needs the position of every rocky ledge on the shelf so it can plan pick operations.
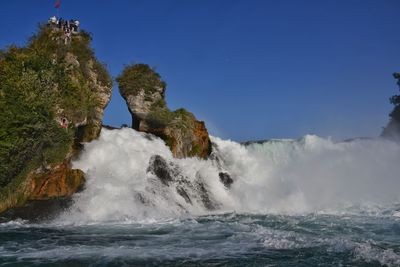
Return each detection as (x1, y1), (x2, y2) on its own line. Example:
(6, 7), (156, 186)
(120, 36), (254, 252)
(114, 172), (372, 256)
(117, 64), (212, 159)
(0, 25), (112, 213)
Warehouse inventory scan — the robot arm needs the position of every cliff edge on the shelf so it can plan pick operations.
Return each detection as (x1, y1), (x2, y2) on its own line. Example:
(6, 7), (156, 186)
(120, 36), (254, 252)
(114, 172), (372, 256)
(117, 64), (211, 159)
(0, 25), (112, 213)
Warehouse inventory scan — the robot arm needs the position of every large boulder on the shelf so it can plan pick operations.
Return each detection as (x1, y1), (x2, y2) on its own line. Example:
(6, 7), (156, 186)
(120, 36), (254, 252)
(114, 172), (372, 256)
(29, 162), (85, 200)
(0, 25), (112, 213)
(117, 64), (211, 159)
(146, 155), (217, 210)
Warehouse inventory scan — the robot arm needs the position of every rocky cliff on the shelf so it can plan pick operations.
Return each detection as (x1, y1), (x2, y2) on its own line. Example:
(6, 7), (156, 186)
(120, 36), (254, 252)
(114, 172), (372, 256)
(0, 25), (112, 213)
(382, 73), (400, 141)
(117, 64), (211, 159)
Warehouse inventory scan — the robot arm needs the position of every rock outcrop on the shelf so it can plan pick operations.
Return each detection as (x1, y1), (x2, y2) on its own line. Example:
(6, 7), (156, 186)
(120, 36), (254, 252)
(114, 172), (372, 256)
(0, 25), (112, 213)
(29, 162), (85, 200)
(209, 141), (235, 188)
(117, 64), (211, 159)
(382, 73), (400, 141)
(146, 155), (217, 210)
(218, 172), (234, 188)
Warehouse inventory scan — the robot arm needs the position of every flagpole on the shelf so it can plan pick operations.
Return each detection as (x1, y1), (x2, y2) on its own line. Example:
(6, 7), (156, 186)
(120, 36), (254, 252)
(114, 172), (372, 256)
(55, 0), (60, 18)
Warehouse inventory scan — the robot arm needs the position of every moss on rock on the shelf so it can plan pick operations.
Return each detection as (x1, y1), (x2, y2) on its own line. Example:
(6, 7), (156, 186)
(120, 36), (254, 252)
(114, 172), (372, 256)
(117, 64), (166, 97)
(0, 24), (112, 213)
(117, 63), (211, 159)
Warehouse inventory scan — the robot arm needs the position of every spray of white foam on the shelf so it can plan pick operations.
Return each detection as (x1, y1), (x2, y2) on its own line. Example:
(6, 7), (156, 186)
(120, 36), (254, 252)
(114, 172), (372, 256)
(60, 128), (232, 224)
(216, 135), (400, 214)
(60, 128), (400, 224)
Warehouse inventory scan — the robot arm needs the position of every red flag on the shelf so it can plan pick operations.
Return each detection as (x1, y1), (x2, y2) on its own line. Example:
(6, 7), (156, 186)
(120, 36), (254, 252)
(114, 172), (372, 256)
(55, 0), (61, 9)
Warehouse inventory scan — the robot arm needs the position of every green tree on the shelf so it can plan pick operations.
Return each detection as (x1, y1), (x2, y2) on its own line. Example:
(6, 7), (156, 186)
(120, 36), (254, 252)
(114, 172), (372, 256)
(382, 73), (400, 139)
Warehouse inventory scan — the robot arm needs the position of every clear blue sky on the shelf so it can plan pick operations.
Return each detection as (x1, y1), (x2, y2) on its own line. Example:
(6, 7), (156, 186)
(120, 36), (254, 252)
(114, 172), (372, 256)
(0, 0), (399, 141)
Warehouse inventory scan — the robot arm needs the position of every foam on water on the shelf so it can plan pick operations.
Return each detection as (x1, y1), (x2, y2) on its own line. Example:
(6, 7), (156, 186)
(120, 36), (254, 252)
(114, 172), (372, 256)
(60, 128), (232, 224)
(2, 213), (400, 266)
(216, 134), (400, 214)
(59, 128), (400, 224)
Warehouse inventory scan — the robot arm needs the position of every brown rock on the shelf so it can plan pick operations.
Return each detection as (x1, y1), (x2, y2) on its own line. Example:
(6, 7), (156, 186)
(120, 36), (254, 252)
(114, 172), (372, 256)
(29, 162), (84, 200)
(0, 26), (112, 216)
(152, 120), (211, 159)
(117, 64), (212, 159)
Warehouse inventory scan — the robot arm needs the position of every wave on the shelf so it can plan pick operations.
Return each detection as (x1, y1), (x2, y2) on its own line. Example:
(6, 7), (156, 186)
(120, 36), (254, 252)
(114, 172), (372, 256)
(58, 128), (400, 224)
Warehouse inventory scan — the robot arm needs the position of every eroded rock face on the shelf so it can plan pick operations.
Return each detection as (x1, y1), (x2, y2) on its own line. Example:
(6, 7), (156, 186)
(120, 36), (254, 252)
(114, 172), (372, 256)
(144, 119), (212, 159)
(117, 64), (211, 159)
(25, 33), (112, 206)
(146, 155), (218, 210)
(29, 162), (84, 200)
(0, 26), (112, 215)
(125, 86), (166, 130)
(146, 155), (174, 185)
(57, 51), (112, 143)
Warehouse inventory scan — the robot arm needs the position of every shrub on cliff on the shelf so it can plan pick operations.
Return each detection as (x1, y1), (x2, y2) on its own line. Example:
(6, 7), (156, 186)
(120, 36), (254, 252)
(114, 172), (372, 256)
(0, 45), (72, 188)
(117, 64), (194, 128)
(388, 73), (400, 118)
(117, 63), (211, 159)
(0, 24), (112, 210)
(117, 64), (166, 98)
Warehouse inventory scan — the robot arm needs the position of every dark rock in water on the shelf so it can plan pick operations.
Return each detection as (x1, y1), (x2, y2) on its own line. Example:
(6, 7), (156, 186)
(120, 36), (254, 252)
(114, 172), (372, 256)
(241, 139), (270, 146)
(102, 124), (120, 130)
(342, 137), (374, 143)
(147, 155), (174, 185)
(219, 172), (234, 188)
(176, 187), (192, 204)
(195, 180), (217, 210)
(143, 133), (156, 141)
(0, 198), (73, 223)
(135, 193), (146, 204)
(135, 192), (152, 206)
(146, 154), (218, 210)
(210, 142), (234, 189)
(209, 142), (223, 168)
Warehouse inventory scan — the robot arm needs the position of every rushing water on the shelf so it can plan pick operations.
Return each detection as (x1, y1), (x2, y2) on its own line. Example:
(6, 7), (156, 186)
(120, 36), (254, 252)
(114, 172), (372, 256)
(1, 128), (400, 266)
(1, 213), (400, 266)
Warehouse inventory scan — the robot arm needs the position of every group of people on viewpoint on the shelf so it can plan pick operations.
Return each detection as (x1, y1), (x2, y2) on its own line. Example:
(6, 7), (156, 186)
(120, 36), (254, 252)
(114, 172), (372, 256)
(48, 16), (80, 44)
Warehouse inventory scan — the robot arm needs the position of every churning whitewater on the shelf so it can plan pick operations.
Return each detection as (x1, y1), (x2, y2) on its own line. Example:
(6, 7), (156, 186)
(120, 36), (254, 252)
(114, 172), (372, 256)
(59, 127), (400, 224)
(3, 127), (400, 266)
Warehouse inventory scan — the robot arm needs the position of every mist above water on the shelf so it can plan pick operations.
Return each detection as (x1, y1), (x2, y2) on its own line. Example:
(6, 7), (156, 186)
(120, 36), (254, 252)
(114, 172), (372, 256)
(60, 128), (400, 224)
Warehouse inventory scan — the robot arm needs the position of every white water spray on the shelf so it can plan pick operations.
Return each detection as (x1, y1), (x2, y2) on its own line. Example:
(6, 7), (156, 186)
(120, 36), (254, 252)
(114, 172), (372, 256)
(61, 128), (400, 223)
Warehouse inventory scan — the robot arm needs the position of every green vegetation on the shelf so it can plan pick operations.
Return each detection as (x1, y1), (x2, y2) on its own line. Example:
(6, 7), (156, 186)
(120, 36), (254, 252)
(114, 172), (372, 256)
(0, 45), (69, 188)
(388, 73), (400, 122)
(117, 63), (194, 130)
(117, 62), (210, 159)
(382, 73), (400, 138)
(147, 104), (195, 131)
(117, 64), (166, 97)
(117, 63), (196, 134)
(0, 24), (111, 204)
(189, 143), (201, 157)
